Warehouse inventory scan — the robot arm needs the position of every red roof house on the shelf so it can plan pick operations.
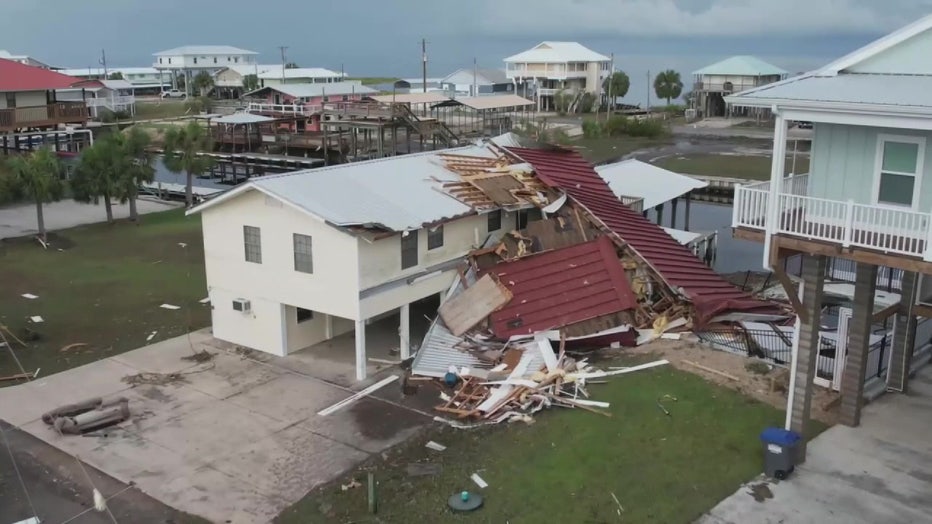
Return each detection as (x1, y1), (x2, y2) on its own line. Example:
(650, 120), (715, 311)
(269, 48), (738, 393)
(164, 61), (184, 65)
(506, 146), (776, 326)
(0, 58), (87, 132)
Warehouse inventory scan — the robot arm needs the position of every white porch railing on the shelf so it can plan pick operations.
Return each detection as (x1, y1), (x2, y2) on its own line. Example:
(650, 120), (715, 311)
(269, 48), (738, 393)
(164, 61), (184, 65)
(733, 173), (932, 260)
(85, 95), (135, 109)
(246, 102), (322, 116)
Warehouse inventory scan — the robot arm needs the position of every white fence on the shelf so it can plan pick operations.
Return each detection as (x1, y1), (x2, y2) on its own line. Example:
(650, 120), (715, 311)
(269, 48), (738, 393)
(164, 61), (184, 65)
(733, 174), (932, 260)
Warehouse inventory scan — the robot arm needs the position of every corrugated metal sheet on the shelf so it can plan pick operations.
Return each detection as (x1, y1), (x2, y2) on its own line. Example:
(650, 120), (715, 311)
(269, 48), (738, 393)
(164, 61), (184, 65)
(257, 82), (375, 98)
(595, 159), (708, 210)
(212, 113), (276, 125)
(504, 42), (609, 63)
(729, 73), (932, 110)
(692, 55), (787, 76)
(370, 92), (451, 105)
(483, 236), (637, 338)
(507, 147), (776, 326)
(251, 145), (496, 231)
(412, 270), (494, 378)
(455, 95), (535, 110)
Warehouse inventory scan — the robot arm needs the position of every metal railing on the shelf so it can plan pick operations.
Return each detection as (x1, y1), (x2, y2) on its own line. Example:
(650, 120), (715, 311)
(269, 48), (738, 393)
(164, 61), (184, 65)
(733, 173), (932, 260)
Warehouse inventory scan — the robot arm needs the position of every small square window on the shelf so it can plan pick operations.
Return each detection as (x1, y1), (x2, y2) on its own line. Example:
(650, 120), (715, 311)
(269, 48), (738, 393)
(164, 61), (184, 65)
(427, 225), (444, 250)
(243, 225), (262, 263)
(296, 307), (313, 323)
(487, 210), (502, 231)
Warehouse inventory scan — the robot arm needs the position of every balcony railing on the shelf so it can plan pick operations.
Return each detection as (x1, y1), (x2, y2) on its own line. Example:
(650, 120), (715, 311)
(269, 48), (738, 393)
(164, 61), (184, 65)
(85, 95), (136, 109)
(733, 174), (932, 260)
(246, 102), (322, 116)
(0, 102), (87, 131)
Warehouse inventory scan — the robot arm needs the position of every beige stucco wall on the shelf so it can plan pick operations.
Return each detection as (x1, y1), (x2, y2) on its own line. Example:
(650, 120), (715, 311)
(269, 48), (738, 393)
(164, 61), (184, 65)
(200, 189), (361, 355)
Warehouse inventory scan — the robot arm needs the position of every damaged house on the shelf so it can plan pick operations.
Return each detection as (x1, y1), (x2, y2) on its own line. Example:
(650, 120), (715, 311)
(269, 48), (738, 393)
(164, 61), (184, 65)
(189, 139), (777, 382)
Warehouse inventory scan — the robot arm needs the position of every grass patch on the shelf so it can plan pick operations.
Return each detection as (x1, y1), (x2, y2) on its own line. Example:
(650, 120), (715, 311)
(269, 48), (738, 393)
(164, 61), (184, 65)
(572, 136), (672, 164)
(131, 101), (191, 120)
(655, 153), (810, 181)
(0, 209), (209, 379)
(277, 360), (823, 523)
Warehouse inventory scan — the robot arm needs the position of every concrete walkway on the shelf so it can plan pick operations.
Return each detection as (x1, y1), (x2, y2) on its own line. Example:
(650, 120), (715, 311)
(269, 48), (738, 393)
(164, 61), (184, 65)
(0, 330), (429, 523)
(0, 198), (180, 240)
(699, 366), (932, 523)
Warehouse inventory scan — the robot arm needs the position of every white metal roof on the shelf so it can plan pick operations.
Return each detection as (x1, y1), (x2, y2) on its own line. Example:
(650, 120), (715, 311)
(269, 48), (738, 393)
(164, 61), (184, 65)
(216, 64), (280, 77)
(504, 42), (609, 63)
(189, 145), (497, 231)
(153, 45), (258, 56)
(100, 79), (134, 90)
(211, 113), (276, 124)
(821, 14), (932, 75)
(257, 67), (345, 80)
(247, 82), (375, 98)
(692, 56), (786, 77)
(726, 73), (932, 112)
(661, 227), (703, 245)
(370, 92), (451, 105)
(442, 68), (509, 86)
(452, 94), (534, 110)
(594, 159), (708, 209)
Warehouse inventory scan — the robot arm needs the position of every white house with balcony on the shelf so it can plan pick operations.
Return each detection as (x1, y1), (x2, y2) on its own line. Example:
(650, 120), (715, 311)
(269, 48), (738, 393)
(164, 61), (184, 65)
(153, 45), (258, 95)
(504, 41), (610, 111)
(57, 79), (136, 118)
(727, 15), (932, 460)
(187, 145), (529, 381)
(692, 56), (787, 118)
(60, 67), (170, 94)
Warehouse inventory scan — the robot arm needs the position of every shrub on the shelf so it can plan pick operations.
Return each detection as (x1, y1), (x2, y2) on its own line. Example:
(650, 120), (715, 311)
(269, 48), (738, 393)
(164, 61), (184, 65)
(582, 120), (603, 139)
(625, 118), (666, 138)
(578, 92), (597, 113)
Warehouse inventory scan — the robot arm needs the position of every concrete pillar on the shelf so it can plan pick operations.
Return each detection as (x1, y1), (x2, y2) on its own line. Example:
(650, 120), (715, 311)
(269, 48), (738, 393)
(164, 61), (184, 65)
(840, 262), (877, 427)
(888, 271), (918, 392)
(324, 314), (334, 340)
(399, 303), (411, 359)
(787, 254), (826, 463)
(354, 319), (366, 381)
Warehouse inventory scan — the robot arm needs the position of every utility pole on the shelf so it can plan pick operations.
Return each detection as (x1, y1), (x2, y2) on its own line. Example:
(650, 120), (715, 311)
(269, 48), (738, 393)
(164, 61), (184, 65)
(421, 38), (428, 93)
(100, 49), (108, 77)
(472, 57), (478, 97)
(646, 70), (651, 111)
(278, 45), (288, 83)
(606, 52), (614, 120)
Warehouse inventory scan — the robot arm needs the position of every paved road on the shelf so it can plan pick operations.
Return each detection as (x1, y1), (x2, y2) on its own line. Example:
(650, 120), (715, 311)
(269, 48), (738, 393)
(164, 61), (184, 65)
(0, 420), (205, 524)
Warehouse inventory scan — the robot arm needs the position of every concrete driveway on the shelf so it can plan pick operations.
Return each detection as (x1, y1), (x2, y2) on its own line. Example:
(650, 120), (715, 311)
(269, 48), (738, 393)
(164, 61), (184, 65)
(0, 198), (180, 239)
(0, 330), (428, 523)
(699, 366), (932, 524)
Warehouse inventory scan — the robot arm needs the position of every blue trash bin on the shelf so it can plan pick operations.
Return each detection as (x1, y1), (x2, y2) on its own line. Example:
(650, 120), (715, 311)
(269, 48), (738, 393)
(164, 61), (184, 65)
(759, 427), (801, 480)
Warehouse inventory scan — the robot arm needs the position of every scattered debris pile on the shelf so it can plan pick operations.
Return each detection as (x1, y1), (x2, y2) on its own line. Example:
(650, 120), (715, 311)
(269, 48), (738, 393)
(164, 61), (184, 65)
(435, 334), (669, 423)
(42, 397), (131, 435)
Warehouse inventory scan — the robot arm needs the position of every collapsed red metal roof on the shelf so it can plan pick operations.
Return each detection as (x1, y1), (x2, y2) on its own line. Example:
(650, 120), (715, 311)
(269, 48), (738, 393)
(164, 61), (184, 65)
(506, 146), (776, 326)
(0, 59), (81, 92)
(482, 236), (637, 338)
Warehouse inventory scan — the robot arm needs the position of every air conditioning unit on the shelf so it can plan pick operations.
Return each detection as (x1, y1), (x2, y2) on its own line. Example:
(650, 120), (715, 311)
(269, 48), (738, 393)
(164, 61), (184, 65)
(232, 298), (251, 313)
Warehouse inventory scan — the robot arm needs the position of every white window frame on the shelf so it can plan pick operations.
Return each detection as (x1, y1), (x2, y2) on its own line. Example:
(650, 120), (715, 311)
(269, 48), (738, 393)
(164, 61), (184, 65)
(872, 133), (925, 209)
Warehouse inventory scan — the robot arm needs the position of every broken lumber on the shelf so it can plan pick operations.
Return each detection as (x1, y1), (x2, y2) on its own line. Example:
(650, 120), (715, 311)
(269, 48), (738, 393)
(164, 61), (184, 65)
(317, 375), (399, 416)
(438, 274), (512, 336)
(682, 360), (739, 381)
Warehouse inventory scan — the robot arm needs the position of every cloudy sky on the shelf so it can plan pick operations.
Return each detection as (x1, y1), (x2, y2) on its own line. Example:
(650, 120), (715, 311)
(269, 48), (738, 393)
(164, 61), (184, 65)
(3, 0), (930, 103)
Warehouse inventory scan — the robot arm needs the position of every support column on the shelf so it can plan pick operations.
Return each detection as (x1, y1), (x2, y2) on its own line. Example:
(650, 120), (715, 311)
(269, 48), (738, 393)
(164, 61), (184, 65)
(324, 313), (334, 340)
(655, 204), (664, 226)
(670, 197), (679, 228)
(399, 303), (411, 359)
(840, 263), (877, 427)
(887, 271), (918, 392)
(787, 254), (826, 463)
(763, 114), (788, 269)
(684, 192), (692, 231)
(355, 319), (367, 381)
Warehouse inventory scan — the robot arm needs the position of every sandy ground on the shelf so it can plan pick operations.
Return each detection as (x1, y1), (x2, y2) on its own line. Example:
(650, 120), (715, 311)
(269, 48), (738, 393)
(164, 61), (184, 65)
(0, 198), (181, 240)
(628, 338), (839, 425)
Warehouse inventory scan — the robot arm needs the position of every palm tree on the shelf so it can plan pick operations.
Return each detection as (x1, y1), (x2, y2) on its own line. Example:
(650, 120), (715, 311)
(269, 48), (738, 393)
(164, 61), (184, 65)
(163, 121), (214, 208)
(654, 70), (684, 106)
(73, 134), (121, 223)
(193, 71), (215, 97)
(4, 148), (64, 240)
(116, 127), (156, 222)
(602, 71), (630, 107)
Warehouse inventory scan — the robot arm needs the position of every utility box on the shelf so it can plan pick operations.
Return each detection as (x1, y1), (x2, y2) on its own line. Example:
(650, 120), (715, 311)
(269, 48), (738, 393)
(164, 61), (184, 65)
(760, 427), (801, 480)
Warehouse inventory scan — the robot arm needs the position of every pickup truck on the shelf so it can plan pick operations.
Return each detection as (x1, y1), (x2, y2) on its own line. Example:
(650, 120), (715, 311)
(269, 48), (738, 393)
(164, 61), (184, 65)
(160, 89), (186, 99)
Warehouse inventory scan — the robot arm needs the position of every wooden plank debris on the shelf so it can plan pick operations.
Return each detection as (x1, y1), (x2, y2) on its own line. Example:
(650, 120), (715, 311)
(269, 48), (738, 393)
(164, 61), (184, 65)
(159, 304), (181, 310)
(682, 360), (739, 381)
(317, 375), (399, 416)
(438, 274), (512, 336)
(471, 473), (488, 489)
(425, 441), (446, 451)
(21, 293), (38, 299)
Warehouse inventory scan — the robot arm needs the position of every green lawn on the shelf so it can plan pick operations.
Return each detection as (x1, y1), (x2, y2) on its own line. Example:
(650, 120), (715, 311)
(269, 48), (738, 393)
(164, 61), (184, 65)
(656, 153), (810, 181)
(572, 136), (673, 164)
(0, 209), (209, 379)
(277, 358), (821, 524)
(131, 101), (192, 120)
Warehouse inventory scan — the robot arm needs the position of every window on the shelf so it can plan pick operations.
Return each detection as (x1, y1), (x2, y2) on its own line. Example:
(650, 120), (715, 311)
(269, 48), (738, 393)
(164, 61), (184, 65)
(487, 210), (502, 231)
(875, 135), (924, 207)
(167, 58), (172, 64)
(342, 95), (349, 101)
(427, 225), (444, 250)
(158, 58), (163, 64)
(193, 57), (198, 64)
(517, 209), (530, 230)
(296, 307), (313, 323)
(401, 230), (418, 269)
(227, 56), (231, 62)
(213, 57), (217, 64)
(293, 233), (313, 273)
(243, 225), (262, 263)
(322, 96), (329, 102)
(234, 57), (239, 63)
(6, 93), (16, 108)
